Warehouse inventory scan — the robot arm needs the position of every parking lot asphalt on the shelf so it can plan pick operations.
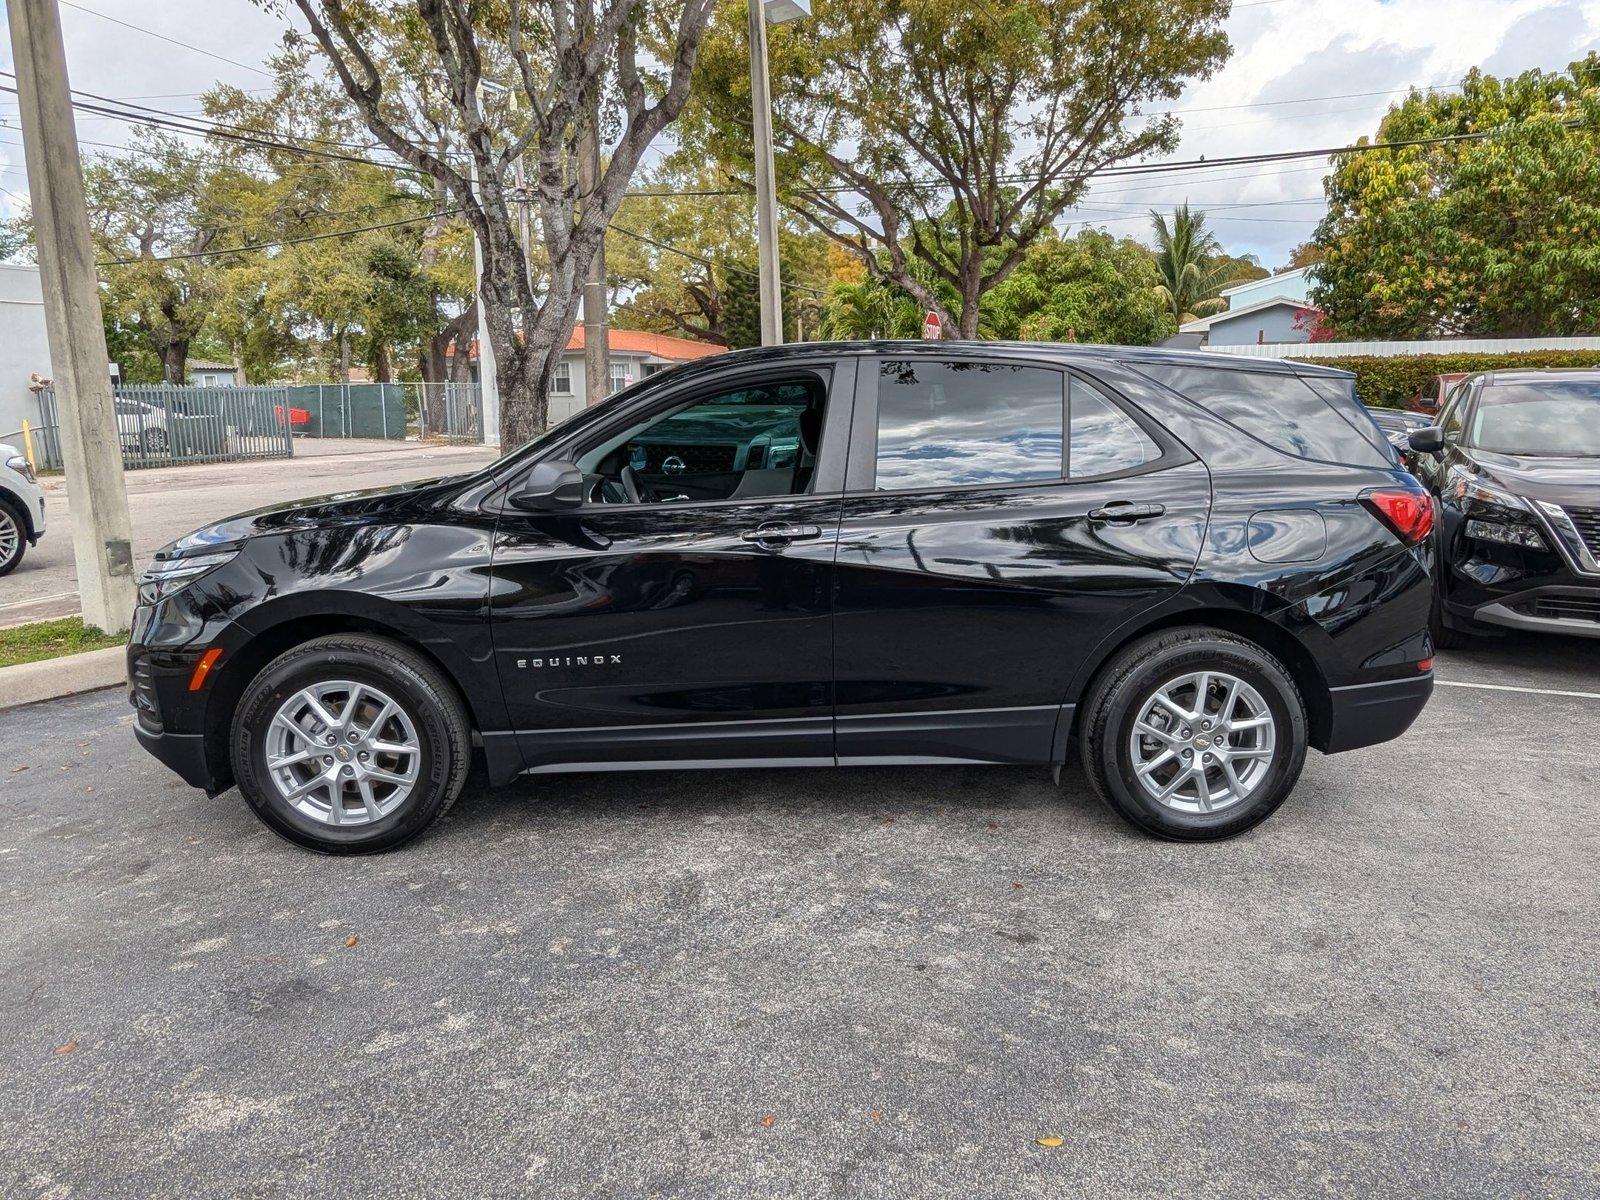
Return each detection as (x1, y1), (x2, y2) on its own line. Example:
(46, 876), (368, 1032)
(3, 634), (1598, 1199)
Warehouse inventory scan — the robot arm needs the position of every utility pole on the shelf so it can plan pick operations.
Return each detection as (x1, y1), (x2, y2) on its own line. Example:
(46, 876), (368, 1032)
(748, 0), (809, 346)
(578, 91), (609, 405)
(9, 0), (136, 632)
(747, 0), (783, 346)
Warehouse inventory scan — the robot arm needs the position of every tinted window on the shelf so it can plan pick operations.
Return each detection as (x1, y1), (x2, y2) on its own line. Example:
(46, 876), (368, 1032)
(874, 360), (1062, 490)
(1469, 382), (1600, 455)
(1140, 365), (1389, 466)
(1069, 380), (1160, 478)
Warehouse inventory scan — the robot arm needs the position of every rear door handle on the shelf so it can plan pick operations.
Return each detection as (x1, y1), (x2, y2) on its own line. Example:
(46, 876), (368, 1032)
(1088, 501), (1167, 523)
(740, 523), (823, 545)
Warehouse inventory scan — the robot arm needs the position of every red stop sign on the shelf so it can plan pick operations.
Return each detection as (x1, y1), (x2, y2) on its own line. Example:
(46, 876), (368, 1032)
(922, 310), (942, 339)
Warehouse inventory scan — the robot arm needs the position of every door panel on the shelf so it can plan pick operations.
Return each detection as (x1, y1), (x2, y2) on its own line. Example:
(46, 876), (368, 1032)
(830, 463), (1211, 761)
(492, 496), (843, 767)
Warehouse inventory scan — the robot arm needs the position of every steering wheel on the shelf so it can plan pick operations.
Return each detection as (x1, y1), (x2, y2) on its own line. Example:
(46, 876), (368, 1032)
(619, 465), (645, 504)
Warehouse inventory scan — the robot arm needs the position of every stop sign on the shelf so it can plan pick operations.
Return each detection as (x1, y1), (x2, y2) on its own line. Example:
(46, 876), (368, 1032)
(922, 310), (942, 340)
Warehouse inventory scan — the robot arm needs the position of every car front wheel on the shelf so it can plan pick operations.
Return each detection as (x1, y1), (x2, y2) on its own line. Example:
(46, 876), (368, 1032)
(1078, 627), (1308, 841)
(230, 634), (471, 854)
(0, 499), (25, 576)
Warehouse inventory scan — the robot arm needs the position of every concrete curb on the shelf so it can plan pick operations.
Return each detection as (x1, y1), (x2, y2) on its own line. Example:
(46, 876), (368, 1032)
(0, 645), (126, 712)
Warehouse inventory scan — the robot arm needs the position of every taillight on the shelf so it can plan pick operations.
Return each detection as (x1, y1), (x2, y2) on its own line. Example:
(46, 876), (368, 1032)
(1362, 487), (1434, 545)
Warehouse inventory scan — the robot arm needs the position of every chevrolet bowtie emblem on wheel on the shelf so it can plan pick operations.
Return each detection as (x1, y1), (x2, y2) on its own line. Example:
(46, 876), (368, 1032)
(515, 655), (623, 669)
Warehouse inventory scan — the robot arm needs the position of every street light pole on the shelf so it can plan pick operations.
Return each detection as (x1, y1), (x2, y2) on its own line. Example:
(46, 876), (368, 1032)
(8, 0), (136, 632)
(747, 0), (783, 347)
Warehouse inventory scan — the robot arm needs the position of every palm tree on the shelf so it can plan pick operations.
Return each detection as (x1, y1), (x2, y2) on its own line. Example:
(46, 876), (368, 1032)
(1149, 205), (1237, 326)
(818, 279), (909, 340)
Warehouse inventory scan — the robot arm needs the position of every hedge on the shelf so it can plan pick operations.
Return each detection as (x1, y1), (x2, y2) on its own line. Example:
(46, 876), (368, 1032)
(1293, 349), (1600, 410)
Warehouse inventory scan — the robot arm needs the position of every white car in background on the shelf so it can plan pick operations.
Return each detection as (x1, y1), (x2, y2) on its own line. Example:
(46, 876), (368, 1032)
(115, 397), (171, 456)
(0, 441), (46, 576)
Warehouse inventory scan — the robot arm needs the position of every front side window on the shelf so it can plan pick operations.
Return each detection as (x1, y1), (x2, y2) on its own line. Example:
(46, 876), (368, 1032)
(1069, 379), (1160, 479)
(1138, 364), (1389, 467)
(873, 360), (1063, 491)
(1468, 381), (1600, 456)
(577, 378), (826, 505)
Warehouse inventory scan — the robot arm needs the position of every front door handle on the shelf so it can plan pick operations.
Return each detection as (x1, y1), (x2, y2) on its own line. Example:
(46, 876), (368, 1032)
(741, 523), (823, 545)
(1088, 501), (1167, 523)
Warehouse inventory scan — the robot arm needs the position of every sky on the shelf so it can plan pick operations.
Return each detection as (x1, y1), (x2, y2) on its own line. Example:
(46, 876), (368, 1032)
(0, 0), (1597, 270)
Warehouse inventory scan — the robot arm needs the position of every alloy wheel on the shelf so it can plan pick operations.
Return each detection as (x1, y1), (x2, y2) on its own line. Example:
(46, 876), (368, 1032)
(0, 508), (18, 566)
(264, 680), (421, 825)
(1128, 670), (1277, 814)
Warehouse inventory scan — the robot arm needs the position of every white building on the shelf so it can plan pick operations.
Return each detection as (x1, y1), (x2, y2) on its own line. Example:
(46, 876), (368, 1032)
(0, 263), (52, 442)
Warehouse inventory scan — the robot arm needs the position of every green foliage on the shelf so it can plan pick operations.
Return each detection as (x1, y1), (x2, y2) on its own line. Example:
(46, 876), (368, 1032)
(817, 277), (924, 340)
(682, 0), (1232, 334)
(1298, 350), (1600, 410)
(983, 229), (1175, 345)
(1149, 204), (1262, 325)
(1311, 55), (1600, 339)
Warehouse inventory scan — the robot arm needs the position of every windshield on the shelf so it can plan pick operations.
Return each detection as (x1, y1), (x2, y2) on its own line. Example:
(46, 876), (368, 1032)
(1470, 382), (1600, 456)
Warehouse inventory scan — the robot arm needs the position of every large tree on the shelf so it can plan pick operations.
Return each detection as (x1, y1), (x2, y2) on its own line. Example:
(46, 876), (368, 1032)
(683, 0), (1229, 337)
(1311, 56), (1600, 339)
(985, 228), (1174, 345)
(274, 0), (718, 448)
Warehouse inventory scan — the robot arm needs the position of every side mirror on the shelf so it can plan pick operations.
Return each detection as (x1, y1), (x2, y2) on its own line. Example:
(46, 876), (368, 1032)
(1416, 395), (1438, 412)
(509, 460), (585, 511)
(1407, 426), (1445, 455)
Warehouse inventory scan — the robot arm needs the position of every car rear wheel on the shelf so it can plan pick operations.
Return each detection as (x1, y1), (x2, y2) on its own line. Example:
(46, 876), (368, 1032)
(0, 499), (26, 576)
(1078, 627), (1308, 841)
(231, 634), (471, 854)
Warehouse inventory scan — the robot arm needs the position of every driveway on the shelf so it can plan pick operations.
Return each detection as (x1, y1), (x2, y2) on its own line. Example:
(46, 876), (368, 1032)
(2, 633), (1596, 1198)
(0, 439), (498, 627)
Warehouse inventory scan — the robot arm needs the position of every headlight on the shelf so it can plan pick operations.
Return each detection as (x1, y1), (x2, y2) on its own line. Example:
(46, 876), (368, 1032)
(1464, 518), (1546, 550)
(138, 550), (239, 604)
(4, 453), (35, 485)
(1444, 467), (1526, 512)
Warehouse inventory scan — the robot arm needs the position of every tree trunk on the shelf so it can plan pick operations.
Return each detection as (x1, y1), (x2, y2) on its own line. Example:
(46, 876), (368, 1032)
(160, 338), (188, 385)
(338, 328), (351, 384)
(374, 340), (393, 383)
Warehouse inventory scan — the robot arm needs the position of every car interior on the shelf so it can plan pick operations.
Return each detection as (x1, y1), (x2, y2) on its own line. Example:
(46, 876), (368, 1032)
(576, 378), (827, 505)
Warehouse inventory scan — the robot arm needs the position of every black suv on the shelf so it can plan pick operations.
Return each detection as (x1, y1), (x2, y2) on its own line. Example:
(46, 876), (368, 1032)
(1407, 369), (1600, 646)
(129, 343), (1435, 853)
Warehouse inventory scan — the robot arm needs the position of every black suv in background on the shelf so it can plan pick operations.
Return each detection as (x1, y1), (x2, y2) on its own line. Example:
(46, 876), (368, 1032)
(129, 343), (1436, 853)
(1407, 369), (1600, 646)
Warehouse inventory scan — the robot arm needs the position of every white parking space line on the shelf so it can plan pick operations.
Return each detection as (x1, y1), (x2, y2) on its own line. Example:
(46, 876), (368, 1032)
(0, 590), (79, 611)
(1436, 679), (1600, 701)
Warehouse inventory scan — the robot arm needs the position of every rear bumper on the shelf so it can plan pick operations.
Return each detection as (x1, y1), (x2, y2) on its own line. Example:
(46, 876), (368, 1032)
(1323, 673), (1433, 753)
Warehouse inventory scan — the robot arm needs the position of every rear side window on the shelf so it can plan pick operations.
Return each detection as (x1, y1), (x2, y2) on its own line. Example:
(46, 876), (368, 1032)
(1069, 379), (1160, 478)
(873, 360), (1063, 490)
(1139, 364), (1390, 466)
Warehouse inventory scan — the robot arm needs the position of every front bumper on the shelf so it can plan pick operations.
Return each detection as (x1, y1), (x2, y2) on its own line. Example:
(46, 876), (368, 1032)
(132, 722), (219, 790)
(1466, 588), (1600, 640)
(1323, 673), (1434, 753)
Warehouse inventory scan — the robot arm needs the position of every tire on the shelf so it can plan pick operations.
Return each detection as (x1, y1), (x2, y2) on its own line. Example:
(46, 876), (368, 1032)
(230, 634), (472, 854)
(143, 428), (170, 455)
(0, 499), (26, 577)
(1078, 627), (1309, 842)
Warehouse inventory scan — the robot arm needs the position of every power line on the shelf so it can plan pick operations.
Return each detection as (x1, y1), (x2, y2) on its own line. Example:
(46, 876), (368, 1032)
(94, 208), (464, 267)
(611, 224), (829, 297)
(57, 0), (275, 79)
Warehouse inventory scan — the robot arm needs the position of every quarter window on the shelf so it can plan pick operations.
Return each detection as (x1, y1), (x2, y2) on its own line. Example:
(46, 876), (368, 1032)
(1139, 364), (1389, 466)
(1069, 379), (1160, 478)
(873, 360), (1063, 491)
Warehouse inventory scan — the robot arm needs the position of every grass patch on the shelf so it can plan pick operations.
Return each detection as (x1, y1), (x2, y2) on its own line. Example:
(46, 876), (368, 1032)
(0, 617), (126, 669)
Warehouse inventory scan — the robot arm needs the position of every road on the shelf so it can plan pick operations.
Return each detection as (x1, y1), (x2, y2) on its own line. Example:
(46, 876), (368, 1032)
(2, 633), (1597, 1198)
(0, 439), (498, 627)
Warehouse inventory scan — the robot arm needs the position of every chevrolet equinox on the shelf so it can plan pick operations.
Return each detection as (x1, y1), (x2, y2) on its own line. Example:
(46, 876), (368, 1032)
(129, 343), (1436, 853)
